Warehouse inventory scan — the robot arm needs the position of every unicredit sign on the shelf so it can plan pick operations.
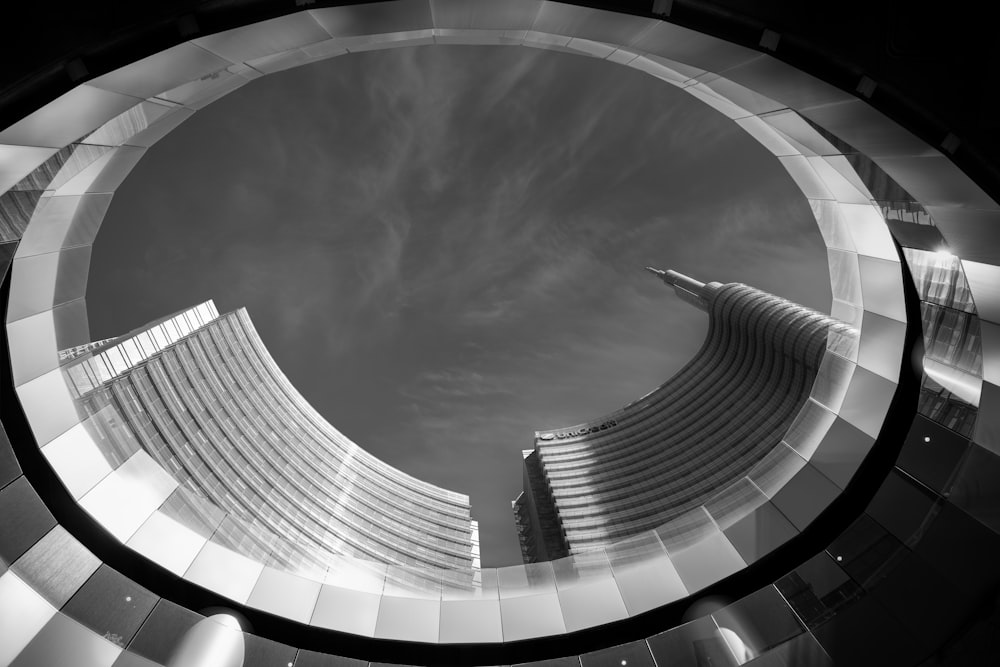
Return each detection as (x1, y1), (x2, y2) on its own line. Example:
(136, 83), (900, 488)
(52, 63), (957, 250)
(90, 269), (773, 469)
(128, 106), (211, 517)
(539, 420), (618, 441)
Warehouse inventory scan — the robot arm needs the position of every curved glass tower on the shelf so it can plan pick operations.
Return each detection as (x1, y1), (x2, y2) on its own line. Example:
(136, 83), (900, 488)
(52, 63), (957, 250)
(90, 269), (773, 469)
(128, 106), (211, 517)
(515, 270), (851, 561)
(64, 303), (477, 579)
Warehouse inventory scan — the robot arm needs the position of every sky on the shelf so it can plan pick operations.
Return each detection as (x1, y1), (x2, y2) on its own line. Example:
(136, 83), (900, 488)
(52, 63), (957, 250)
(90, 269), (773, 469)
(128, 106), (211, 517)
(87, 44), (831, 566)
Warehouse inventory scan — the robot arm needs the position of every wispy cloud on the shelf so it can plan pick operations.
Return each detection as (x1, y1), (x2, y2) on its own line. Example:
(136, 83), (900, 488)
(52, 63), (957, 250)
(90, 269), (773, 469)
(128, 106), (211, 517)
(89, 44), (831, 565)
(403, 368), (516, 399)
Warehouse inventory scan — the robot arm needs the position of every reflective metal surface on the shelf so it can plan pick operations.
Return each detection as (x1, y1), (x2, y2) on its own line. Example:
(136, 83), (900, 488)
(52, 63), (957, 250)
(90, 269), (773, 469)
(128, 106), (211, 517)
(165, 614), (245, 667)
(0, 0), (952, 654)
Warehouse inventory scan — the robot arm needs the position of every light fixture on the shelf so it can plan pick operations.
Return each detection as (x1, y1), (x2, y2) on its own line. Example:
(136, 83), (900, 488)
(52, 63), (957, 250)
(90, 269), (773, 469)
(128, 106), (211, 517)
(924, 436), (931, 443)
(836, 555), (843, 562)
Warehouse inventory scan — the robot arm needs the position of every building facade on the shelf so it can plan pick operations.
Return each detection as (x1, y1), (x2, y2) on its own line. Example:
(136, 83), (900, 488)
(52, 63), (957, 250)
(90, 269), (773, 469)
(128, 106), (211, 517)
(64, 302), (478, 579)
(512, 449), (569, 563)
(514, 269), (851, 561)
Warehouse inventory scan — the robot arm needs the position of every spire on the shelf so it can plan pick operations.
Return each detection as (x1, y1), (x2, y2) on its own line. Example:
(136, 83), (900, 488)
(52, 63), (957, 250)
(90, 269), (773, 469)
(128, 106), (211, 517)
(645, 266), (712, 311)
(645, 266), (667, 279)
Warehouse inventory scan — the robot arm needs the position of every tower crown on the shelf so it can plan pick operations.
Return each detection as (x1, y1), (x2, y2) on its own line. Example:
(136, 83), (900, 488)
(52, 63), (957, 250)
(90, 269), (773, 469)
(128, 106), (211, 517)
(645, 266), (712, 311)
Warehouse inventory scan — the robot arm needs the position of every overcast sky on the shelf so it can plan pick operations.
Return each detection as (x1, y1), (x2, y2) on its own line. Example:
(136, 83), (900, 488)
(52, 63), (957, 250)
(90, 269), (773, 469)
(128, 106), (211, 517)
(87, 45), (830, 566)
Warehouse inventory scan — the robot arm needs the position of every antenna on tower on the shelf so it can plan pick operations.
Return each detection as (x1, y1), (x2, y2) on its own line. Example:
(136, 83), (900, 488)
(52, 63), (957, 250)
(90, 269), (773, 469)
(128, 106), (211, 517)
(644, 267), (711, 311)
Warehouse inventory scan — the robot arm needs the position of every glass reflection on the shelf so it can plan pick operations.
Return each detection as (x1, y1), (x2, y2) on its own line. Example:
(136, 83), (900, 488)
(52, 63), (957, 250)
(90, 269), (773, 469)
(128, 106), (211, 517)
(921, 301), (983, 369)
(903, 248), (977, 312)
(711, 586), (804, 661)
(898, 247), (985, 436)
(826, 515), (907, 590)
(775, 552), (860, 629)
(646, 616), (739, 667)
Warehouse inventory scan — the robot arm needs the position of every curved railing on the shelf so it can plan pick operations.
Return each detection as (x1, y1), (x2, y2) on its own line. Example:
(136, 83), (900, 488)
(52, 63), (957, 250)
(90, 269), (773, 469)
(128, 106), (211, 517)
(4, 1), (998, 664)
(0, 0), (911, 645)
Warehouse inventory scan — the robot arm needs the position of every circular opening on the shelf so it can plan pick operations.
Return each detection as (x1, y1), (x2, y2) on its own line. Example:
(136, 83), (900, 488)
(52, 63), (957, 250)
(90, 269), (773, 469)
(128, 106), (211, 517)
(2, 7), (918, 651)
(87, 45), (832, 566)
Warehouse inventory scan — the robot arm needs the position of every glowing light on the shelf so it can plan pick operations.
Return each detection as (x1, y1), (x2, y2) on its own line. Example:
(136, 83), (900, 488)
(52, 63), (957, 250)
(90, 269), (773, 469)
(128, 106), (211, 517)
(621, 661), (627, 665)
(166, 614), (245, 667)
(924, 436), (931, 443)
(718, 627), (754, 662)
(214, 615), (242, 631)
(935, 248), (955, 258)
(125, 596), (132, 602)
(836, 555), (843, 561)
